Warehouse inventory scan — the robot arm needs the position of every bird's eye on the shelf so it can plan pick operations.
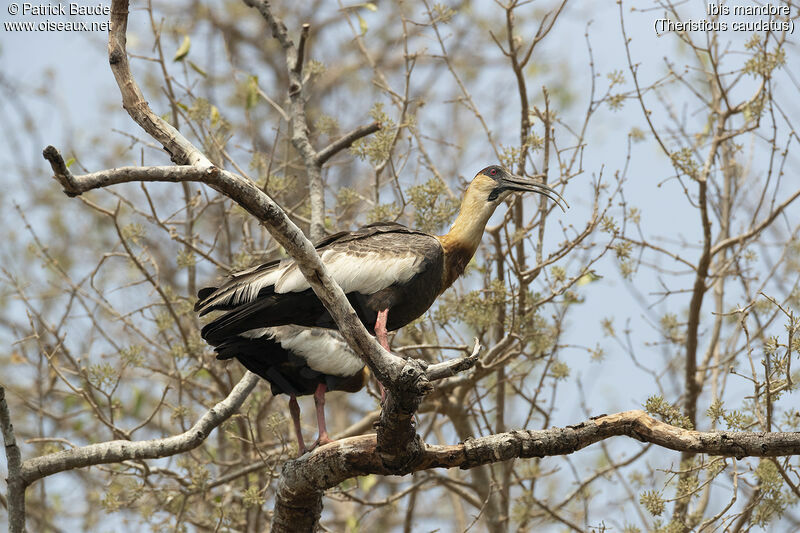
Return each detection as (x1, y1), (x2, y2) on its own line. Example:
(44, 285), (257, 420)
(490, 168), (497, 176)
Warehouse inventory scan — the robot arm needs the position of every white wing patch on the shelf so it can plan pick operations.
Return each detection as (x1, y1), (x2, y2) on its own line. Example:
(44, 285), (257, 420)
(199, 241), (427, 312)
(275, 250), (422, 294)
(242, 326), (364, 377)
(201, 268), (282, 310)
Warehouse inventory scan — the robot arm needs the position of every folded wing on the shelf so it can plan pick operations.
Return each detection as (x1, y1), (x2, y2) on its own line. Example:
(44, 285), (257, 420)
(196, 222), (443, 344)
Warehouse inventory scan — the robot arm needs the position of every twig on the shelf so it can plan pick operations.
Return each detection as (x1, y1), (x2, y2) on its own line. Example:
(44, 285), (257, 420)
(41, 145), (79, 197)
(427, 339), (482, 381)
(315, 121), (382, 166)
(293, 23), (310, 76)
(710, 187), (800, 257)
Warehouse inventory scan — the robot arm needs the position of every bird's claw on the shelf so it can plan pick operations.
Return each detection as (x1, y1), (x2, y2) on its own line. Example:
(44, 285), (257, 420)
(309, 434), (333, 451)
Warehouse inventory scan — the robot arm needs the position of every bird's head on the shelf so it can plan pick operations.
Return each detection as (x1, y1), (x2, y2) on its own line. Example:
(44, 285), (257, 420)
(440, 165), (568, 249)
(471, 165), (568, 211)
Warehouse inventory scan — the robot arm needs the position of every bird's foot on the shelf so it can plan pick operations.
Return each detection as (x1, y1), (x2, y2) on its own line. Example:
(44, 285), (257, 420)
(309, 434), (334, 451)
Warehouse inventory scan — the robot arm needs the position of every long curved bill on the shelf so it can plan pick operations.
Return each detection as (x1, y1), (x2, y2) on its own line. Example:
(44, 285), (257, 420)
(500, 174), (569, 212)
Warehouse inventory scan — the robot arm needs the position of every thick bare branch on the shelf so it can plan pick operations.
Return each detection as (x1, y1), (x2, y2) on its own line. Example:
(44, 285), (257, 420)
(19, 372), (260, 486)
(41, 158), (218, 197)
(271, 410), (800, 531)
(1, 386), (25, 533)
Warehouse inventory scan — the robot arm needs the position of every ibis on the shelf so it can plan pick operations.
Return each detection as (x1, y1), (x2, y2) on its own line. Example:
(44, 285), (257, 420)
(196, 165), (566, 453)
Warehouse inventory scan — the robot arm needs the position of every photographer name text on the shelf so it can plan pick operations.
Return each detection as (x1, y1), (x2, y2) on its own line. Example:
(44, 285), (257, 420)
(4, 2), (110, 32)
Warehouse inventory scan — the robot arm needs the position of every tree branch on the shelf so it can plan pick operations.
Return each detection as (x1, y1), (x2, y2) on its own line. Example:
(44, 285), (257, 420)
(710, 187), (800, 257)
(270, 410), (800, 531)
(315, 121), (382, 167)
(426, 339), (482, 381)
(1, 386), (25, 533)
(243, 0), (323, 240)
(19, 372), (260, 486)
(293, 23), (310, 76)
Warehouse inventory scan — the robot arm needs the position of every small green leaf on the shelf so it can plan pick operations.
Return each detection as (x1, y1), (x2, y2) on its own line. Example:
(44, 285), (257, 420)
(246, 76), (259, 110)
(357, 13), (368, 35)
(360, 475), (377, 493)
(132, 389), (144, 417)
(173, 35), (191, 62)
(188, 60), (207, 77)
(577, 270), (602, 286)
(65, 157), (75, 168)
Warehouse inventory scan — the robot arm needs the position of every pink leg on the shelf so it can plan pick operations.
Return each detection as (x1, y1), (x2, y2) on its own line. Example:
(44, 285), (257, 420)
(375, 309), (389, 403)
(311, 383), (333, 448)
(288, 395), (307, 456)
(375, 308), (390, 351)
